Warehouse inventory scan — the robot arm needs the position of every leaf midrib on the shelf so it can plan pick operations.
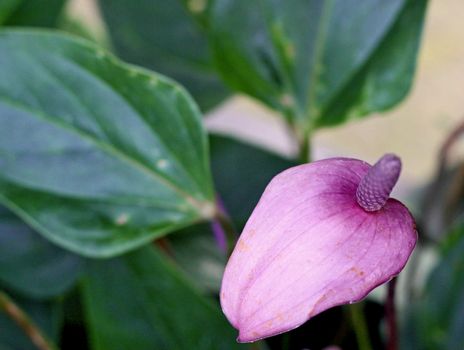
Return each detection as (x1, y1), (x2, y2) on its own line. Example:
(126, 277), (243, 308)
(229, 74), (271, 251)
(0, 175), (187, 210)
(0, 96), (204, 212)
(35, 53), (205, 199)
(306, 0), (334, 123)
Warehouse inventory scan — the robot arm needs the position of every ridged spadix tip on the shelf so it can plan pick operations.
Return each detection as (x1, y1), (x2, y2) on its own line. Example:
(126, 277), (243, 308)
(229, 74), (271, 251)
(356, 154), (402, 212)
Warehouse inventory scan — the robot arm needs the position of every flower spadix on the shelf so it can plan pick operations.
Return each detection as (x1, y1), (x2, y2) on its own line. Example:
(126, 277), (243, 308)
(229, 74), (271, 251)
(220, 155), (417, 342)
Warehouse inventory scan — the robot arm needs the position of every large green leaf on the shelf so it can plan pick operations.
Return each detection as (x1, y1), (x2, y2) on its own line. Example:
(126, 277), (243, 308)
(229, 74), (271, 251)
(98, 0), (228, 111)
(0, 30), (216, 257)
(0, 207), (83, 299)
(208, 0), (427, 129)
(0, 0), (65, 27)
(81, 246), (244, 350)
(403, 225), (464, 350)
(0, 294), (61, 350)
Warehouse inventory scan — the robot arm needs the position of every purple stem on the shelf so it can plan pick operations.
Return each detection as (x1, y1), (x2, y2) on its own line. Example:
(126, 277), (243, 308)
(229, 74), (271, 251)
(386, 278), (398, 350)
(211, 194), (236, 255)
(356, 154), (402, 212)
(211, 219), (228, 254)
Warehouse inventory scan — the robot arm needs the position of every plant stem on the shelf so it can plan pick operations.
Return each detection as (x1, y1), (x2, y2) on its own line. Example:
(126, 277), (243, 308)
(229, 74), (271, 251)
(296, 116), (313, 163)
(0, 290), (58, 350)
(348, 302), (372, 350)
(386, 278), (398, 350)
(281, 333), (290, 350)
(298, 133), (311, 163)
(438, 118), (464, 173)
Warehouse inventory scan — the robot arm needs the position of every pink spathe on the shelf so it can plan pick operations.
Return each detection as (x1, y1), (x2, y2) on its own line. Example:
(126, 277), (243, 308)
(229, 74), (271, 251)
(220, 157), (417, 342)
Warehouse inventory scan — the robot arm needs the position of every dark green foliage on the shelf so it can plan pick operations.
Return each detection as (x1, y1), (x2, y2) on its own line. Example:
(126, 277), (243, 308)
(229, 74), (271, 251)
(0, 295), (62, 350)
(98, 0), (228, 111)
(0, 0), (66, 27)
(81, 247), (244, 350)
(403, 225), (464, 350)
(0, 207), (82, 299)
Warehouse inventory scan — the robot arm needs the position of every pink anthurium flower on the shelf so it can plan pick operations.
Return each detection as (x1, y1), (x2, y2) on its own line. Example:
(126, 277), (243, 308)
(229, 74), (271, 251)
(220, 154), (417, 342)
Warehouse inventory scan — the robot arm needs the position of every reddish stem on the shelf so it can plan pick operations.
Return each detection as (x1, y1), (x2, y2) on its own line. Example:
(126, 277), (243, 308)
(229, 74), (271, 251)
(386, 278), (398, 350)
(438, 118), (464, 173)
(0, 290), (58, 350)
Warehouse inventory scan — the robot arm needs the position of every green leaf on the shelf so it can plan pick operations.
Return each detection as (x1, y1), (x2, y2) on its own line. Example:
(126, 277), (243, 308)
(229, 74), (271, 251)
(208, 0), (427, 129)
(0, 207), (83, 299)
(0, 294), (61, 350)
(1, 0), (66, 27)
(81, 246), (244, 350)
(403, 225), (464, 350)
(0, 30), (215, 257)
(98, 0), (228, 111)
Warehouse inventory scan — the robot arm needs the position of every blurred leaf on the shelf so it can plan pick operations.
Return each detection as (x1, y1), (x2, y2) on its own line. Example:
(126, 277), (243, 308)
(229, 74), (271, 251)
(403, 225), (464, 350)
(0, 294), (61, 350)
(98, 0), (228, 111)
(1, 0), (66, 27)
(0, 30), (215, 257)
(81, 246), (244, 350)
(169, 223), (226, 292)
(210, 134), (295, 227)
(420, 164), (464, 241)
(0, 0), (20, 24)
(0, 207), (83, 299)
(208, 0), (427, 129)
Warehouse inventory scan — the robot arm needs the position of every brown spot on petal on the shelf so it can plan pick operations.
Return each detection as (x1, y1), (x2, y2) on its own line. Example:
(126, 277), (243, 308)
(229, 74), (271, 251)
(237, 240), (250, 252)
(349, 267), (365, 277)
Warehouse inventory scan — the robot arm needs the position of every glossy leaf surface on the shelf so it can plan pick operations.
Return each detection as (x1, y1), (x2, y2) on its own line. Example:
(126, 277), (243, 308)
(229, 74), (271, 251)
(209, 0), (427, 128)
(0, 30), (215, 257)
(98, 0), (228, 110)
(81, 247), (244, 350)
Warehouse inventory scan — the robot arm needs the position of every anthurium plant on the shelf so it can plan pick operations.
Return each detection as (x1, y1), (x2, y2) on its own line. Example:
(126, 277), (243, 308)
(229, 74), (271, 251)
(1, 1), (462, 350)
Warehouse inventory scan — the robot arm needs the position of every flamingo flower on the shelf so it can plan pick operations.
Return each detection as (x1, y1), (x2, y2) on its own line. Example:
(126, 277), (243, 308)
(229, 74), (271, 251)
(220, 154), (417, 342)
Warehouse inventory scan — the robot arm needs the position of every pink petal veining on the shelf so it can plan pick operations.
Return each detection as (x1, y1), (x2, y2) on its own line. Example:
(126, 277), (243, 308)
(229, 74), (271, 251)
(220, 158), (417, 342)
